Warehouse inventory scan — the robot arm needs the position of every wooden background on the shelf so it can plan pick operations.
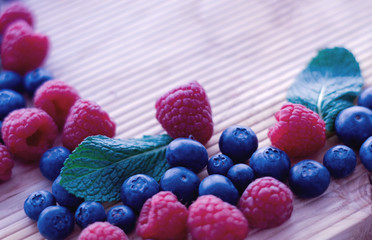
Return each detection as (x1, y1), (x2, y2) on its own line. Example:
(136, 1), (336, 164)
(0, 0), (372, 239)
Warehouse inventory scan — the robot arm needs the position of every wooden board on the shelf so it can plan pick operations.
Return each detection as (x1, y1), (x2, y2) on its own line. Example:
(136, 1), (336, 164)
(0, 0), (372, 239)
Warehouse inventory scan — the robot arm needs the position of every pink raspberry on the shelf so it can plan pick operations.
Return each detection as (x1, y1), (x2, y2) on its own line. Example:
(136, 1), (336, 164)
(188, 195), (249, 240)
(62, 99), (116, 151)
(0, 2), (34, 35)
(0, 145), (14, 182)
(2, 108), (58, 162)
(155, 81), (213, 145)
(268, 103), (326, 158)
(238, 177), (293, 229)
(136, 191), (188, 240)
(78, 222), (128, 240)
(34, 80), (80, 129)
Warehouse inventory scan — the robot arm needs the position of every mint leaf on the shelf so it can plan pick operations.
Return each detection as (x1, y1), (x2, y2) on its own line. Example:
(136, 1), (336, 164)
(60, 134), (173, 202)
(287, 47), (364, 132)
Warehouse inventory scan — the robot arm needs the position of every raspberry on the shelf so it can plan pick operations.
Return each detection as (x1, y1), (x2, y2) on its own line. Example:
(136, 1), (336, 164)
(2, 108), (58, 162)
(34, 80), (80, 129)
(0, 145), (14, 181)
(136, 191), (188, 240)
(188, 195), (249, 240)
(78, 222), (128, 240)
(155, 81), (213, 145)
(0, 2), (33, 35)
(1, 20), (49, 75)
(62, 99), (116, 151)
(268, 103), (326, 158)
(238, 177), (293, 229)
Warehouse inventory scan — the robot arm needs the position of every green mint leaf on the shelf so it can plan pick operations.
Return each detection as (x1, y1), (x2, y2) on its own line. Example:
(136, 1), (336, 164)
(60, 134), (173, 202)
(287, 47), (364, 132)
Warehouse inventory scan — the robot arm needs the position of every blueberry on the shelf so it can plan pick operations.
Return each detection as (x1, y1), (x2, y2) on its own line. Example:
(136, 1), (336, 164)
(0, 89), (26, 120)
(107, 205), (136, 234)
(166, 138), (208, 173)
(207, 154), (234, 176)
(323, 145), (356, 178)
(75, 201), (106, 229)
(0, 71), (23, 92)
(52, 176), (84, 210)
(120, 174), (159, 213)
(335, 106), (372, 149)
(227, 164), (255, 194)
(358, 87), (372, 110)
(160, 166), (200, 205)
(24, 190), (56, 220)
(249, 146), (290, 182)
(37, 206), (74, 240)
(360, 136), (372, 172)
(40, 147), (71, 181)
(24, 68), (53, 96)
(199, 174), (239, 205)
(219, 125), (258, 163)
(289, 160), (330, 198)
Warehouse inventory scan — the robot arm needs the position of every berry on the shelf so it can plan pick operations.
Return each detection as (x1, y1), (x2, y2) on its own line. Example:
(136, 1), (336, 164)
(107, 205), (136, 234)
(226, 163), (254, 194)
(0, 89), (26, 120)
(249, 146), (290, 182)
(120, 174), (159, 213)
(199, 174), (239, 205)
(358, 87), (372, 110)
(188, 195), (249, 240)
(75, 201), (106, 229)
(219, 125), (258, 163)
(0, 145), (14, 181)
(166, 138), (208, 173)
(78, 222), (128, 240)
(0, 2), (33, 35)
(207, 153), (234, 175)
(1, 20), (49, 75)
(155, 81), (213, 144)
(52, 175), (84, 210)
(40, 146), (71, 181)
(34, 80), (80, 129)
(24, 190), (56, 221)
(136, 191), (188, 240)
(62, 99), (116, 151)
(24, 68), (53, 96)
(289, 160), (330, 198)
(37, 206), (75, 240)
(160, 166), (200, 205)
(360, 136), (372, 172)
(2, 108), (58, 162)
(0, 71), (23, 92)
(335, 106), (372, 149)
(323, 145), (356, 178)
(238, 177), (293, 229)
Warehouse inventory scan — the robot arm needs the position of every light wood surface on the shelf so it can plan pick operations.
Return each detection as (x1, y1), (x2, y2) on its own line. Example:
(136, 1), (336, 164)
(0, 0), (371, 239)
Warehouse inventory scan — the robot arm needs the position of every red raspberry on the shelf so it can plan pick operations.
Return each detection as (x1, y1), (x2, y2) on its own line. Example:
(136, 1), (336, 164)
(78, 222), (128, 240)
(2, 108), (58, 162)
(188, 195), (249, 240)
(34, 80), (80, 129)
(1, 20), (49, 75)
(136, 191), (188, 240)
(238, 177), (293, 229)
(62, 99), (116, 151)
(155, 81), (213, 145)
(268, 103), (326, 158)
(0, 2), (34, 35)
(0, 145), (14, 182)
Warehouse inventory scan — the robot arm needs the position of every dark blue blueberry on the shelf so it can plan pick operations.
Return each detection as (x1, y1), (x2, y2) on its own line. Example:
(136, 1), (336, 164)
(360, 136), (372, 172)
(227, 163), (254, 194)
(199, 174), (239, 205)
(107, 205), (136, 234)
(120, 174), (159, 213)
(335, 106), (372, 149)
(40, 147), (71, 181)
(358, 87), (372, 110)
(0, 89), (26, 120)
(0, 71), (22, 92)
(323, 145), (356, 178)
(52, 176), (84, 210)
(160, 166), (200, 205)
(219, 125), (258, 163)
(24, 68), (53, 96)
(166, 138), (208, 173)
(75, 201), (106, 229)
(289, 160), (330, 198)
(207, 154), (234, 176)
(249, 146), (290, 182)
(37, 206), (74, 240)
(24, 190), (56, 221)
